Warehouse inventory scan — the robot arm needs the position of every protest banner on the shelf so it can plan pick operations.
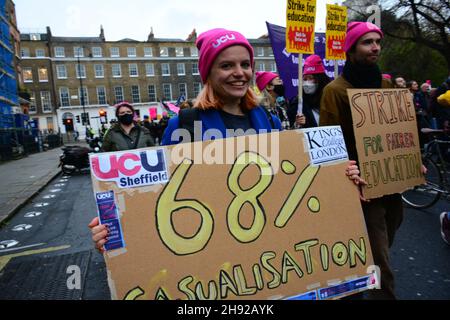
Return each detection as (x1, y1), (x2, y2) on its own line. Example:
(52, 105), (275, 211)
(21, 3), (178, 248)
(326, 4), (347, 61)
(286, 0), (317, 115)
(266, 22), (344, 101)
(90, 129), (376, 300)
(286, 0), (317, 54)
(348, 88), (426, 199)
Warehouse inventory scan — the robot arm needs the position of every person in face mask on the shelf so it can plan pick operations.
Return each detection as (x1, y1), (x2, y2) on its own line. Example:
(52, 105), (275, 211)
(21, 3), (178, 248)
(288, 54), (331, 128)
(256, 71), (291, 130)
(101, 101), (155, 152)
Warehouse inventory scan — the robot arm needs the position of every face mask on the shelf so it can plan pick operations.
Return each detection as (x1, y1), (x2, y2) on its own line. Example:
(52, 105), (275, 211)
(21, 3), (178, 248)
(273, 84), (285, 97)
(303, 81), (318, 95)
(118, 113), (134, 125)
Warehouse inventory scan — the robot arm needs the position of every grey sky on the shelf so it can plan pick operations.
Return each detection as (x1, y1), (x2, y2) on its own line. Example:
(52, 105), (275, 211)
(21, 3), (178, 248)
(14, 0), (343, 41)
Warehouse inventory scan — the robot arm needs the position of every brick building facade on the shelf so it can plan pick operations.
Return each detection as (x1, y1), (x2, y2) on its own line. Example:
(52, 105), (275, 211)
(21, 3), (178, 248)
(20, 27), (277, 136)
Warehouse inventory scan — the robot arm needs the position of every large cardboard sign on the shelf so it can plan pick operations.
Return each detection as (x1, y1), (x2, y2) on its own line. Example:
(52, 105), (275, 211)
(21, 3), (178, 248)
(90, 129), (376, 300)
(325, 4), (347, 60)
(348, 89), (425, 199)
(286, 0), (317, 54)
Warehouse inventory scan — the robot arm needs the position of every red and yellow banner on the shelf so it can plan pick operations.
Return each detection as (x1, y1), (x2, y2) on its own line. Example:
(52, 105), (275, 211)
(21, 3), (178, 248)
(286, 0), (317, 54)
(326, 4), (347, 60)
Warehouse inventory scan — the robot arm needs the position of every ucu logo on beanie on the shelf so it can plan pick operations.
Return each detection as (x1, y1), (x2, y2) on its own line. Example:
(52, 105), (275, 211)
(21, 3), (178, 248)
(212, 34), (236, 48)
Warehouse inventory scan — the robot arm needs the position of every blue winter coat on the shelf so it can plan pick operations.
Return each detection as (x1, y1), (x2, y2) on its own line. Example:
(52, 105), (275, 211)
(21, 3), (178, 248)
(161, 106), (282, 146)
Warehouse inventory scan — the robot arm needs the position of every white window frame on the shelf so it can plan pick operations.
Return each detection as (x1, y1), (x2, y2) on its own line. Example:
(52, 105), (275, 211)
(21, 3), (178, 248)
(177, 63), (185, 76)
(258, 63), (265, 72)
(29, 92), (37, 114)
(162, 83), (172, 100)
(23, 67), (33, 83)
(144, 47), (153, 57)
(256, 47), (264, 57)
(175, 47), (184, 57)
(92, 47), (102, 58)
(30, 33), (41, 41)
(94, 64), (104, 78)
(20, 48), (30, 57)
(114, 86), (124, 104)
(38, 67), (49, 82)
(193, 82), (202, 98)
(160, 47), (169, 57)
(74, 47), (84, 58)
(192, 62), (199, 75)
(145, 63), (155, 77)
(129, 63), (139, 77)
(270, 63), (277, 72)
(54, 47), (65, 58)
(190, 47), (198, 57)
(161, 63), (170, 76)
(110, 47), (120, 57)
(97, 86), (107, 105)
(35, 48), (45, 57)
(179, 83), (187, 99)
(112, 64), (122, 78)
(127, 47), (137, 57)
(148, 85), (156, 102)
(76, 64), (86, 79)
(79, 87), (89, 105)
(131, 85), (141, 103)
(56, 65), (67, 79)
(59, 87), (70, 107)
(40, 91), (52, 113)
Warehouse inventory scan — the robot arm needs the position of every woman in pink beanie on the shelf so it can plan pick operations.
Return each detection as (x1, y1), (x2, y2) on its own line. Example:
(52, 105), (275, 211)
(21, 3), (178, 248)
(256, 71), (290, 130)
(158, 27), (286, 146)
(288, 54), (330, 128)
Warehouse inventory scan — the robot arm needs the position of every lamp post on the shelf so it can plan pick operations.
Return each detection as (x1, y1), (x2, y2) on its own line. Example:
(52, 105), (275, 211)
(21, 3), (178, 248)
(76, 46), (87, 130)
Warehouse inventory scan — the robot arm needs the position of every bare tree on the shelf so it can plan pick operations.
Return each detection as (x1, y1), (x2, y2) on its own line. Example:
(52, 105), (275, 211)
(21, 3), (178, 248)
(343, 0), (450, 73)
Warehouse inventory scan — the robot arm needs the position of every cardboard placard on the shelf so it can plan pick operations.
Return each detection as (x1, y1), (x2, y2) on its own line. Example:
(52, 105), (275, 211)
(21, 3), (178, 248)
(90, 128), (376, 300)
(325, 4), (347, 60)
(286, 0), (317, 54)
(348, 89), (425, 199)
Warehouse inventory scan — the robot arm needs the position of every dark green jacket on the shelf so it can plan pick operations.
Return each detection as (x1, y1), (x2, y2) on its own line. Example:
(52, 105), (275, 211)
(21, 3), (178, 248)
(102, 123), (155, 152)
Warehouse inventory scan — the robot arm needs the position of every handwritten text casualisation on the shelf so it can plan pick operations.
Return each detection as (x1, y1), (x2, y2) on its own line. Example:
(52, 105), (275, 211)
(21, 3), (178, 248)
(126, 237), (367, 300)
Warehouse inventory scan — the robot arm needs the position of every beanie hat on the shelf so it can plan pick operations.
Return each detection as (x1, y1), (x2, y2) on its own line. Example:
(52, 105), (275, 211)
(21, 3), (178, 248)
(303, 55), (325, 75)
(196, 28), (254, 83)
(382, 74), (392, 80)
(255, 72), (278, 91)
(114, 101), (135, 117)
(344, 22), (383, 53)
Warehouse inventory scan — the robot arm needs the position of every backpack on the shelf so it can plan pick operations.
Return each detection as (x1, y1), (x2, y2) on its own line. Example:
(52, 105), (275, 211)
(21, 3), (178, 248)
(178, 107), (275, 142)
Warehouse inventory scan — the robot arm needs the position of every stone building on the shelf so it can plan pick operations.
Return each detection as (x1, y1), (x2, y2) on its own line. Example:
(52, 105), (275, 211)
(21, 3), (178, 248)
(20, 27), (277, 137)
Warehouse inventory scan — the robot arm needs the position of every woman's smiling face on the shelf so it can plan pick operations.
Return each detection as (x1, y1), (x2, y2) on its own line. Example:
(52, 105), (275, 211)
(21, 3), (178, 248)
(208, 45), (253, 105)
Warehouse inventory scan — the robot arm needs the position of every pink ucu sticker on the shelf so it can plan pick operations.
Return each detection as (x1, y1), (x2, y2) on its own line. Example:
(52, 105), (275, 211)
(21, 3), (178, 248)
(212, 34), (236, 48)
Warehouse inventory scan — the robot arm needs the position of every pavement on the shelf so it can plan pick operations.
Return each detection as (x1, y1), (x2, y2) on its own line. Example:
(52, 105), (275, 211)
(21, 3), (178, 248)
(0, 142), (88, 224)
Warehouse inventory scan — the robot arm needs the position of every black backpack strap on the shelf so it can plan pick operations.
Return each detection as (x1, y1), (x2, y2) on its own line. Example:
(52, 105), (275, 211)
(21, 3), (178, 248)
(178, 108), (200, 142)
(260, 106), (275, 130)
(132, 126), (142, 149)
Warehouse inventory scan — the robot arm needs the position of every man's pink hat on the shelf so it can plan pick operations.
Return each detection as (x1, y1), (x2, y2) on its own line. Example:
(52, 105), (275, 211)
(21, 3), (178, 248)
(344, 22), (384, 53)
(255, 72), (278, 91)
(196, 28), (254, 83)
(303, 55), (325, 75)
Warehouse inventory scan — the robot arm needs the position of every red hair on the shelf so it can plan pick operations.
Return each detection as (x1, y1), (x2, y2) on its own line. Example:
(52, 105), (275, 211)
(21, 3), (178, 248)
(194, 81), (258, 112)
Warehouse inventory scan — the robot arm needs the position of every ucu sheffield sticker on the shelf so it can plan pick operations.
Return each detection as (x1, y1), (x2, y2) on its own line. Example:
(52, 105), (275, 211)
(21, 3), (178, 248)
(212, 34), (236, 48)
(90, 149), (169, 188)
